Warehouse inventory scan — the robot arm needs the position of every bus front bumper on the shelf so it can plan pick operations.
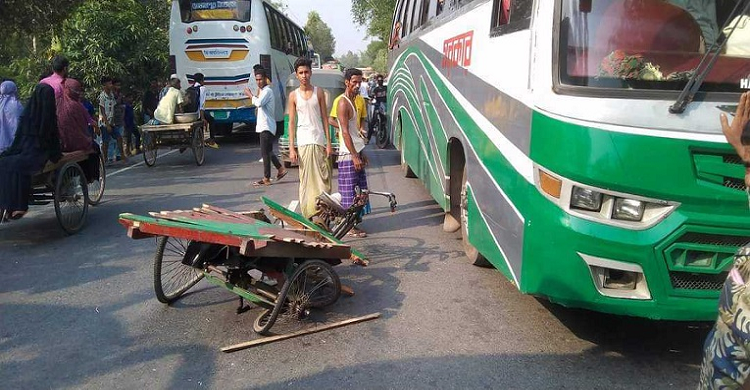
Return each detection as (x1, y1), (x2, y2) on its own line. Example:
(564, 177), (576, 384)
(208, 107), (256, 124)
(521, 196), (747, 321)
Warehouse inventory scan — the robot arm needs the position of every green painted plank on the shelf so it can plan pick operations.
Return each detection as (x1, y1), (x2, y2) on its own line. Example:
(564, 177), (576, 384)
(261, 196), (368, 260)
(120, 212), (273, 240)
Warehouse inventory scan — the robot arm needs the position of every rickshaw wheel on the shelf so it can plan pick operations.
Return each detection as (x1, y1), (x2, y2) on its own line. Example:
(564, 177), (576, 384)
(143, 132), (157, 167)
(54, 162), (89, 235)
(192, 127), (205, 166)
(252, 309), (274, 334)
(252, 259), (341, 335)
(153, 236), (204, 304)
(87, 155), (106, 206)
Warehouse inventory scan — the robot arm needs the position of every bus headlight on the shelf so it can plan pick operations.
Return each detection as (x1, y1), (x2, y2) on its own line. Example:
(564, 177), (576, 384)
(535, 166), (678, 230)
(612, 198), (645, 222)
(571, 186), (603, 212)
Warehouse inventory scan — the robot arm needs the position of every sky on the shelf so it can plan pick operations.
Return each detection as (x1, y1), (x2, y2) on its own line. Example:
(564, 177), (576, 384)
(281, 0), (374, 56)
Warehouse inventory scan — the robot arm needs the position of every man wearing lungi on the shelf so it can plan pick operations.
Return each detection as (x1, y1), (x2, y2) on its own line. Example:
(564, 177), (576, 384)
(335, 68), (369, 238)
(287, 57), (332, 219)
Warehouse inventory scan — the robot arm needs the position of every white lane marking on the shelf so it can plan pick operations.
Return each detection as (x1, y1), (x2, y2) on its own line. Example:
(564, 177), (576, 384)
(108, 150), (179, 178)
(288, 200), (299, 212)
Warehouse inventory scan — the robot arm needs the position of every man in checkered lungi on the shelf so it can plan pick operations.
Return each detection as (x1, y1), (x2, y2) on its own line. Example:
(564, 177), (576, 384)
(335, 68), (370, 237)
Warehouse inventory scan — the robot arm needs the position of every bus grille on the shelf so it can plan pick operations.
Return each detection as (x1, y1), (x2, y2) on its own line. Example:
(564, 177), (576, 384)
(723, 155), (747, 190)
(662, 231), (749, 293)
(679, 232), (750, 247)
(724, 155), (744, 165)
(670, 271), (726, 291)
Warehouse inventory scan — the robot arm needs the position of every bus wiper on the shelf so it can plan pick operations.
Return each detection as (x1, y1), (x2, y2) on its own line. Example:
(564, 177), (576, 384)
(669, 0), (750, 114)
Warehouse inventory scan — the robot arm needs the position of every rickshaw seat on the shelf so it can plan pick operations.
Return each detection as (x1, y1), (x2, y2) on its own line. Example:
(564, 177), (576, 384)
(41, 150), (89, 174)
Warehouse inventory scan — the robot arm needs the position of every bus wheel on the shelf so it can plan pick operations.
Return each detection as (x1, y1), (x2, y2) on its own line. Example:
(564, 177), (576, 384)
(461, 168), (492, 268)
(400, 139), (416, 178)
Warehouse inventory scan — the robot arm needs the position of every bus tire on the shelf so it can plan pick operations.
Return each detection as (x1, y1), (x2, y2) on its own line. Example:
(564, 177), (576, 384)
(399, 120), (416, 178)
(461, 167), (492, 268)
(400, 143), (416, 178)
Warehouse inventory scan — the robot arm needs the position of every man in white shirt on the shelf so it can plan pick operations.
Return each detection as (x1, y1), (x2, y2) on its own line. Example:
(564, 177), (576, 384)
(245, 68), (287, 186)
(288, 57), (332, 219)
(153, 74), (184, 125)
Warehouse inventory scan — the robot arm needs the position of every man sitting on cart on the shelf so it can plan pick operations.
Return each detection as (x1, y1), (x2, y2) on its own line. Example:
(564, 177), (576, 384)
(149, 74), (184, 125)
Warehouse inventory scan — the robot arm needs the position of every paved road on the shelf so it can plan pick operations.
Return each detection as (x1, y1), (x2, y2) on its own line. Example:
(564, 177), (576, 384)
(1, 136), (710, 389)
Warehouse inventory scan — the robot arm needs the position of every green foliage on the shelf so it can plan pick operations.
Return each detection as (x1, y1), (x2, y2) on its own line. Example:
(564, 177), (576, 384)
(62, 0), (170, 96)
(304, 11), (336, 61)
(359, 40), (387, 67)
(1, 0), (86, 35)
(339, 51), (360, 70)
(371, 48), (388, 75)
(1, 0), (170, 100)
(351, 0), (397, 42)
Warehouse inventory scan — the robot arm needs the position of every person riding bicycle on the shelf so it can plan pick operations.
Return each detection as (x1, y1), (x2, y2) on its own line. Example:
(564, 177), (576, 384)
(369, 75), (387, 141)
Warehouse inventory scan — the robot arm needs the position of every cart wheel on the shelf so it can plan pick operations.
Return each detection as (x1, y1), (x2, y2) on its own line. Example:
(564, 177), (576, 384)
(143, 132), (157, 167)
(87, 155), (106, 206)
(192, 127), (205, 166)
(252, 259), (341, 335)
(54, 163), (89, 235)
(154, 236), (204, 304)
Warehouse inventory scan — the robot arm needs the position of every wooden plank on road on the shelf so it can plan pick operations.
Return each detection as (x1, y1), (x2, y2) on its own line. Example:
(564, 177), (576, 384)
(221, 313), (381, 353)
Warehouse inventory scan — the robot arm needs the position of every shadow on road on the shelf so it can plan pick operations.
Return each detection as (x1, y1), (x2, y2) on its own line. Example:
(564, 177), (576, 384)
(0, 302), (217, 389)
(253, 350), (698, 389)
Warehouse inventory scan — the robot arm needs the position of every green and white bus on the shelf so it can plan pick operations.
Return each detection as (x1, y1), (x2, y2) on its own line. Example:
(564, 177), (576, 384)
(388, 0), (750, 320)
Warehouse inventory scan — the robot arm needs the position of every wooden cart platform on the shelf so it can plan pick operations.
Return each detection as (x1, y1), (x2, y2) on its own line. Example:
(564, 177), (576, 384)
(140, 121), (205, 167)
(118, 197), (369, 335)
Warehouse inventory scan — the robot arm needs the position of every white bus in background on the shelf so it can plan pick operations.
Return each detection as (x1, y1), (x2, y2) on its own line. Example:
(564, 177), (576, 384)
(170, 0), (308, 135)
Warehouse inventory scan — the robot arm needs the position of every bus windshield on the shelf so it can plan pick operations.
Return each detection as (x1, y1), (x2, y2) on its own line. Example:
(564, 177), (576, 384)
(179, 0), (251, 23)
(559, 0), (750, 93)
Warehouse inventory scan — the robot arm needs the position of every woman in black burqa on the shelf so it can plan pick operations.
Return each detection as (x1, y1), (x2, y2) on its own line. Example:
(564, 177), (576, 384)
(0, 83), (62, 221)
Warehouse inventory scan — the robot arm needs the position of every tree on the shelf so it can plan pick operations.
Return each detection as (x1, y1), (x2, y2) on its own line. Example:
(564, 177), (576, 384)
(304, 11), (336, 61)
(351, 0), (397, 43)
(61, 0), (170, 95)
(339, 51), (360, 70)
(359, 40), (387, 67)
(1, 0), (86, 35)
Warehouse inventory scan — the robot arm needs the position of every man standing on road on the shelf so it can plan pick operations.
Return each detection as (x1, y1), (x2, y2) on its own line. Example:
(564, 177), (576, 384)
(99, 76), (127, 165)
(700, 92), (750, 388)
(245, 68), (287, 186)
(335, 68), (369, 237)
(287, 57), (332, 219)
(191, 73), (219, 149)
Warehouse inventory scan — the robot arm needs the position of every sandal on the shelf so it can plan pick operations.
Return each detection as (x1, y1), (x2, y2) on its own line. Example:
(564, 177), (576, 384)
(252, 178), (271, 187)
(276, 169), (288, 181)
(9, 211), (26, 220)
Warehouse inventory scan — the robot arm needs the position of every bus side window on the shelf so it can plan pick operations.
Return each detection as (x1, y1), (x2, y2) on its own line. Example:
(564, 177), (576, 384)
(401, 0), (413, 38)
(264, 4), (279, 50)
(490, 0), (533, 37)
